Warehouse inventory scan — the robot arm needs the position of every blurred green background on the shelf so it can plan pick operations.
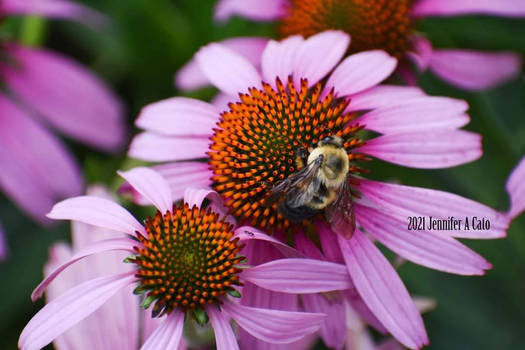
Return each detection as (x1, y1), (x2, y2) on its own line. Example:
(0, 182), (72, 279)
(1, 0), (524, 349)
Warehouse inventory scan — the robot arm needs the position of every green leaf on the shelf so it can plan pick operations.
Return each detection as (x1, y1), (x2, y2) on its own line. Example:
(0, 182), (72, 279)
(192, 308), (209, 327)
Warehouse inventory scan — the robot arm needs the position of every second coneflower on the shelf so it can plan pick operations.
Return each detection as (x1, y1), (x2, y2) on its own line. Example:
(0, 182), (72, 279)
(128, 31), (524, 349)
(20, 167), (360, 350)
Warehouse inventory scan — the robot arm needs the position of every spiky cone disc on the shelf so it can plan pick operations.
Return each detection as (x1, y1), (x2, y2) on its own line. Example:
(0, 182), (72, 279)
(280, 0), (413, 59)
(209, 77), (367, 232)
(132, 204), (244, 317)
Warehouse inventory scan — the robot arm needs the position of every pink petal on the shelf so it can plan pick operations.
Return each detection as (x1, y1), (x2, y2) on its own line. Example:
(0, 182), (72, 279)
(293, 31), (350, 88)
(3, 45), (124, 151)
(412, 0), (525, 18)
(428, 49), (522, 91)
(294, 231), (325, 260)
(141, 311), (185, 350)
(195, 43), (261, 96)
(239, 275), (306, 350)
(118, 167), (172, 213)
(506, 157), (525, 220)
(0, 94), (82, 223)
(136, 97), (219, 136)
(242, 258), (352, 293)
(355, 204), (491, 275)
(302, 294), (346, 349)
(211, 92), (237, 112)
(128, 132), (210, 162)
(183, 188), (231, 220)
(1, 0), (105, 27)
(0, 222), (7, 261)
(222, 299), (324, 344)
(317, 220), (345, 263)
(338, 231), (428, 349)
(234, 226), (304, 258)
(359, 97), (469, 134)
(119, 164), (211, 207)
(358, 179), (509, 239)
(47, 196), (145, 235)
(214, 0), (286, 22)
(344, 288), (388, 334)
(262, 35), (304, 86)
(346, 85), (424, 112)
(207, 306), (239, 350)
(19, 273), (136, 350)
(325, 51), (397, 97)
(406, 36), (434, 71)
(358, 130), (481, 168)
(143, 162), (212, 203)
(175, 37), (268, 91)
(33, 238), (136, 301)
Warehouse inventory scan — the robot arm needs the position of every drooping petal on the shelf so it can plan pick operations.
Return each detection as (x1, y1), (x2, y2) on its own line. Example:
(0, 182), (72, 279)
(262, 36), (304, 86)
(302, 294), (346, 349)
(358, 130), (481, 169)
(118, 167), (172, 213)
(325, 51), (397, 97)
(136, 97), (219, 136)
(338, 231), (428, 349)
(241, 258), (352, 293)
(346, 85), (424, 112)
(3, 44), (124, 151)
(32, 238), (136, 301)
(359, 97), (469, 134)
(358, 179), (509, 239)
(140, 311), (185, 350)
(234, 226), (304, 258)
(1, 0), (105, 27)
(412, 0), (525, 18)
(293, 31), (350, 88)
(506, 157), (525, 220)
(214, 0), (287, 22)
(222, 299), (324, 344)
(175, 37), (268, 91)
(354, 204), (491, 275)
(195, 43), (262, 96)
(128, 132), (210, 162)
(207, 306), (239, 350)
(0, 94), (82, 223)
(47, 196), (145, 235)
(428, 49), (522, 91)
(19, 273), (136, 350)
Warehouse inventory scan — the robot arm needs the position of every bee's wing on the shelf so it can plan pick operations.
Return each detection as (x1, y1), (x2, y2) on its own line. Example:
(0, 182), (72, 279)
(264, 155), (323, 207)
(325, 177), (356, 239)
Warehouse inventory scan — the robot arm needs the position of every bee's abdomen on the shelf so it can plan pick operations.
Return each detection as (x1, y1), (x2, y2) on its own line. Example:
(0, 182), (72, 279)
(278, 202), (320, 223)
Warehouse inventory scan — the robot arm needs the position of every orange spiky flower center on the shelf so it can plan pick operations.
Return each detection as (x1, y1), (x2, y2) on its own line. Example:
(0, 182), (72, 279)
(280, 0), (413, 59)
(132, 204), (244, 317)
(208, 77), (367, 232)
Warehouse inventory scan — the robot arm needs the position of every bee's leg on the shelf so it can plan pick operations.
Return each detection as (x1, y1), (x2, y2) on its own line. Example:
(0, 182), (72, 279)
(295, 147), (309, 170)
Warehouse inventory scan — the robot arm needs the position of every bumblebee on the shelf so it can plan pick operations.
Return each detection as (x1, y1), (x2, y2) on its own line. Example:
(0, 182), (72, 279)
(265, 135), (356, 238)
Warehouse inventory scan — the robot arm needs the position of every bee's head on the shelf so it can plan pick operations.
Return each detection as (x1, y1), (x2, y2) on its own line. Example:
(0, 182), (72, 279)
(318, 135), (344, 148)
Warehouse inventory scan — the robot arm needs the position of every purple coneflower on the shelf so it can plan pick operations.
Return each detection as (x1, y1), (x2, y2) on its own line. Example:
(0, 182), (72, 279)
(20, 167), (358, 350)
(176, 0), (524, 91)
(128, 31), (525, 348)
(0, 0), (124, 224)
